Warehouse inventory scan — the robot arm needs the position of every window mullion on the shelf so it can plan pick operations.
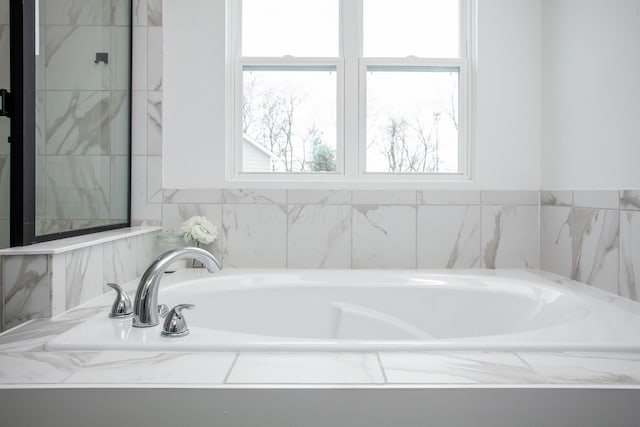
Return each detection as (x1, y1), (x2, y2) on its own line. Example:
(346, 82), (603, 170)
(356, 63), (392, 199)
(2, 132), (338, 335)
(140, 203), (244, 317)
(342, 0), (361, 178)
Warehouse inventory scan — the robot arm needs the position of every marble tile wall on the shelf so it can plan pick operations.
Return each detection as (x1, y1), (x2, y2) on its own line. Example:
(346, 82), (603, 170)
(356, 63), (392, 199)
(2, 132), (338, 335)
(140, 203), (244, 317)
(541, 190), (640, 302)
(36, 0), (130, 235)
(0, 230), (157, 332)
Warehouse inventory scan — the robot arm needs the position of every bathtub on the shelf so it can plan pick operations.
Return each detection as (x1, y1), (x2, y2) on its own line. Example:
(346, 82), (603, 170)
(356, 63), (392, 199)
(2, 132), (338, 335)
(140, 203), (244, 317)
(45, 269), (640, 352)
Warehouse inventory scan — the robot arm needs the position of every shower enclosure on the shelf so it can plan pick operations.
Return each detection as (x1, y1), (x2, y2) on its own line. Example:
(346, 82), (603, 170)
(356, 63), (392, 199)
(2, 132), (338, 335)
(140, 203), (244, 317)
(1, 0), (131, 248)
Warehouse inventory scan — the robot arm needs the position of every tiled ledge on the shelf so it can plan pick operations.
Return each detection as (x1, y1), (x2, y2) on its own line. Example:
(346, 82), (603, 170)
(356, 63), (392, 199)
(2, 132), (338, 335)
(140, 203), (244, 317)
(0, 227), (162, 256)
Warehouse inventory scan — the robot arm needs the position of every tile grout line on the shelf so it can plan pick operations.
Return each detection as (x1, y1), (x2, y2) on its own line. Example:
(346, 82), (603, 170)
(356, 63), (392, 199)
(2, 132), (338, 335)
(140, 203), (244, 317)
(222, 352), (240, 384)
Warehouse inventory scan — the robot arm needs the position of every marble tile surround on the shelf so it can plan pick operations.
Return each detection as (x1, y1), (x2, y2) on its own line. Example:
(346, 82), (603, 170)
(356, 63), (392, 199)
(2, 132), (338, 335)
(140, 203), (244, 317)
(541, 190), (640, 302)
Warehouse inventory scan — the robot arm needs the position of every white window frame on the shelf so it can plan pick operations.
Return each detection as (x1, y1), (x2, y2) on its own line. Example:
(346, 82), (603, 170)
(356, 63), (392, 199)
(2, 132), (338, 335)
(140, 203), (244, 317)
(227, 0), (473, 183)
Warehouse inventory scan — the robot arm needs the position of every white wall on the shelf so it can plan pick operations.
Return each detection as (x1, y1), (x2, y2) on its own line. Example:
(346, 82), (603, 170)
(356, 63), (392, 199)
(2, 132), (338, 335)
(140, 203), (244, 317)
(542, 0), (640, 189)
(164, 0), (542, 190)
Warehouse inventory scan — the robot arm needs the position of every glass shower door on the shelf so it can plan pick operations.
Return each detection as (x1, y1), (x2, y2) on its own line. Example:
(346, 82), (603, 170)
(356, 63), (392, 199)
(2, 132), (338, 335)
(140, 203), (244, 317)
(0, 0), (10, 249)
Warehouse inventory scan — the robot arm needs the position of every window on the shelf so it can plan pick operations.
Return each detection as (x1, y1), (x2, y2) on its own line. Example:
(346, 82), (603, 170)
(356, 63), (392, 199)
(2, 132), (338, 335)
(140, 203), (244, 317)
(230, 0), (470, 180)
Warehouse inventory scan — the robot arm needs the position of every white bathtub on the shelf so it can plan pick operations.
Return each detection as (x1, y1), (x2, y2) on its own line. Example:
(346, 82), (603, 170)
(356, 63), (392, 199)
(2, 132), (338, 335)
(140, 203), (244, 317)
(45, 269), (640, 352)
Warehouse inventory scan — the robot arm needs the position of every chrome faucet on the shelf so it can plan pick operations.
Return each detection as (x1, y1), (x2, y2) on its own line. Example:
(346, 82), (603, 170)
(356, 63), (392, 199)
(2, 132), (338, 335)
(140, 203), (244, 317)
(132, 247), (221, 328)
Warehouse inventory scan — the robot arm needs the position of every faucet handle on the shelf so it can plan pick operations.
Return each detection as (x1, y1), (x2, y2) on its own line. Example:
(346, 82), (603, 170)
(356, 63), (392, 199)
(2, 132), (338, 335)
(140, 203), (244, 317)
(161, 304), (195, 337)
(158, 304), (169, 318)
(106, 283), (133, 318)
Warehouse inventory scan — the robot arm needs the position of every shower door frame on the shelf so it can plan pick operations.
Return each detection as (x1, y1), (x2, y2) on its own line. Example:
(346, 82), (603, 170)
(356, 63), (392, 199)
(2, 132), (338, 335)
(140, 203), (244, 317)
(8, 0), (133, 246)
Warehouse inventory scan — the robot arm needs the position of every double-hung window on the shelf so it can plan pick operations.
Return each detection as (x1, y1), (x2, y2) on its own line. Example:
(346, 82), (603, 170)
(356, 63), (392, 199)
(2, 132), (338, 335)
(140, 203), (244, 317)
(231, 0), (470, 180)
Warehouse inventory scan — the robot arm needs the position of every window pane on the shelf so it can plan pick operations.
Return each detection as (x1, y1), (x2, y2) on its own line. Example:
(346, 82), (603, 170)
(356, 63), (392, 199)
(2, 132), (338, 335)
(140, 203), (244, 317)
(363, 0), (460, 58)
(366, 67), (459, 173)
(242, 0), (338, 57)
(242, 66), (337, 173)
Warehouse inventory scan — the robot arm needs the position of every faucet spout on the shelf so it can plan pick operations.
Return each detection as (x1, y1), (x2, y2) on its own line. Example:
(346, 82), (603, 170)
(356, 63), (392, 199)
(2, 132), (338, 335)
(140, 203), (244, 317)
(132, 247), (221, 328)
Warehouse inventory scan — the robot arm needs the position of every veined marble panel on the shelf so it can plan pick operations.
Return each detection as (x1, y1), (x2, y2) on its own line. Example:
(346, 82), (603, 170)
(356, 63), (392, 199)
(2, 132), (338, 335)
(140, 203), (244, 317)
(223, 189), (287, 205)
(3, 255), (51, 329)
(147, 91), (162, 156)
(131, 91), (148, 156)
(65, 246), (103, 310)
(35, 91), (45, 155)
(417, 206), (481, 269)
(45, 155), (111, 222)
(620, 211), (640, 301)
(352, 205), (416, 269)
(147, 156), (163, 203)
(287, 190), (351, 205)
(540, 190), (573, 207)
(162, 203), (223, 262)
(352, 190), (416, 205)
(109, 155), (129, 221)
(540, 206), (572, 278)
(46, 91), (127, 155)
(222, 204), (287, 268)
(0, 219), (8, 251)
(44, 0), (128, 25)
(621, 190), (640, 211)
(570, 208), (619, 294)
(135, 233), (158, 277)
(103, 238), (136, 289)
(132, 28), (148, 91)
(163, 189), (223, 204)
(481, 206), (539, 268)
(147, 27), (163, 90)
(574, 190), (619, 210)
(0, 352), (94, 384)
(148, 0), (163, 26)
(418, 191), (480, 206)
(287, 205), (351, 268)
(130, 156), (162, 226)
(481, 191), (539, 206)
(134, 0), (148, 26)
(46, 26), (111, 91)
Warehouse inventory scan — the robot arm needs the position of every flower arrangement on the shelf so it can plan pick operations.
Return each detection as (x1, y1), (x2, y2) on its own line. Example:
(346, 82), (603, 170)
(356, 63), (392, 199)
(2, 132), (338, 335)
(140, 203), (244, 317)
(180, 215), (218, 246)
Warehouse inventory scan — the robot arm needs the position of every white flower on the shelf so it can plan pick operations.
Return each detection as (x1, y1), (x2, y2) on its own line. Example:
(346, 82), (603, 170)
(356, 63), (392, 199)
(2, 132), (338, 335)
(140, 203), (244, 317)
(180, 215), (218, 245)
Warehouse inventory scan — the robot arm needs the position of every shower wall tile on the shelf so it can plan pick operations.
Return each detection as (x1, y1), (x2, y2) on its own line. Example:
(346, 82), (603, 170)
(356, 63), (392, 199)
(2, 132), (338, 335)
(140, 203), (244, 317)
(35, 91), (45, 155)
(131, 91), (148, 155)
(132, 27), (147, 91)
(417, 206), (481, 269)
(352, 205), (416, 269)
(0, 155), (8, 220)
(133, 0), (148, 26)
(418, 190), (480, 205)
(65, 246), (103, 310)
(222, 204), (287, 268)
(45, 26), (111, 90)
(148, 0), (163, 26)
(110, 156), (129, 221)
(619, 211), (639, 301)
(147, 27), (163, 91)
(352, 190), (416, 205)
(287, 189), (351, 205)
(3, 255), (51, 329)
(0, 2), (8, 25)
(481, 190), (539, 206)
(163, 189), (223, 204)
(223, 189), (287, 205)
(136, 232), (159, 276)
(573, 190), (619, 210)
(0, 220), (8, 250)
(147, 156), (163, 203)
(621, 190), (640, 211)
(540, 190), (573, 207)
(570, 208), (619, 295)
(147, 91), (162, 156)
(110, 27), (131, 91)
(131, 156), (162, 226)
(45, 0), (113, 25)
(287, 205), (351, 269)
(45, 91), (115, 155)
(482, 205), (539, 268)
(540, 206), (572, 278)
